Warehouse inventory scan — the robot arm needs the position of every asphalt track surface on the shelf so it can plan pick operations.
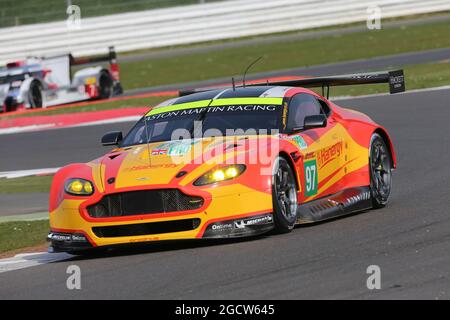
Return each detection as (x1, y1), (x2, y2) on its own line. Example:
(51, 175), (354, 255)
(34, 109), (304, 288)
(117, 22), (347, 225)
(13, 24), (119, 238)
(1, 88), (450, 299)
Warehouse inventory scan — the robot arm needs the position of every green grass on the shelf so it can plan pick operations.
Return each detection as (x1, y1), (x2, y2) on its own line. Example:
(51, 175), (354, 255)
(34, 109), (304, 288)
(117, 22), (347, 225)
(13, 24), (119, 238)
(0, 176), (53, 194)
(0, 95), (170, 120)
(120, 20), (450, 89)
(0, 0), (223, 27)
(0, 220), (49, 254)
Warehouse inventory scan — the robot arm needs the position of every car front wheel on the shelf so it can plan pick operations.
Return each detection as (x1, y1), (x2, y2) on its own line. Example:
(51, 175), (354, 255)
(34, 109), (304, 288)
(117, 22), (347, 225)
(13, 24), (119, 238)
(272, 156), (298, 233)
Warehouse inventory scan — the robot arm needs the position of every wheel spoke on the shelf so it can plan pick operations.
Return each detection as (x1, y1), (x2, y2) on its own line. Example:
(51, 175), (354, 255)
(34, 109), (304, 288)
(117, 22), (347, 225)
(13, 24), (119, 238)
(376, 174), (383, 187)
(274, 163), (298, 221)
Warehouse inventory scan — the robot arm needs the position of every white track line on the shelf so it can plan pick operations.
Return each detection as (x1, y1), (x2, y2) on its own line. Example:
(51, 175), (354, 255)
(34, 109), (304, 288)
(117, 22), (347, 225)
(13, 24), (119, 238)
(0, 167), (60, 179)
(0, 124), (55, 135)
(69, 115), (142, 128)
(0, 116), (141, 136)
(0, 252), (73, 273)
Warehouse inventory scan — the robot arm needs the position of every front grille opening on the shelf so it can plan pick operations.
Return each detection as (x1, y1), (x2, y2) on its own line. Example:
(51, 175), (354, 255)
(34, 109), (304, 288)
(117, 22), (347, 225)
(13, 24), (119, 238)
(87, 189), (204, 218)
(92, 218), (201, 238)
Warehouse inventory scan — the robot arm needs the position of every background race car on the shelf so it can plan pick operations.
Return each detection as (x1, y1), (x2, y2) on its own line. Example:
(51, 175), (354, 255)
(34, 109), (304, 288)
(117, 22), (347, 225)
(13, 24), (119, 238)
(0, 46), (122, 112)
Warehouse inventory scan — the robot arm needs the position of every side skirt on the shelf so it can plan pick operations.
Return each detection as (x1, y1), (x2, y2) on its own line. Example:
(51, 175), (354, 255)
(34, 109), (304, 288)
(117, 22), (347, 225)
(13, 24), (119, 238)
(296, 186), (372, 224)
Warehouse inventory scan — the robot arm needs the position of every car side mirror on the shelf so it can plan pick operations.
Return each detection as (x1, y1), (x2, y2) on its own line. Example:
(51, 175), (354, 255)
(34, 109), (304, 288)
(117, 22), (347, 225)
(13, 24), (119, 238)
(303, 115), (327, 129)
(101, 131), (123, 146)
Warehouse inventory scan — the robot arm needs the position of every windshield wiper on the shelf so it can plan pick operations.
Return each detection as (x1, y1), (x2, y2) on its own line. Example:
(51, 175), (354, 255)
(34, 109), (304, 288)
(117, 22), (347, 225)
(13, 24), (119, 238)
(188, 109), (208, 137)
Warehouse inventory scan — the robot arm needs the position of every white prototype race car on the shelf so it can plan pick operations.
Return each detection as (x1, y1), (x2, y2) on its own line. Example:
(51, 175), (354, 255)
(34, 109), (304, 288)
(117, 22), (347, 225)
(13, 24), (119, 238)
(0, 46), (123, 112)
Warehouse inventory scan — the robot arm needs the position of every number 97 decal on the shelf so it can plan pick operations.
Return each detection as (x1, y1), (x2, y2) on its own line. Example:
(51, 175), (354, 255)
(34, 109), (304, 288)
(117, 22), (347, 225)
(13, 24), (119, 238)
(304, 159), (318, 197)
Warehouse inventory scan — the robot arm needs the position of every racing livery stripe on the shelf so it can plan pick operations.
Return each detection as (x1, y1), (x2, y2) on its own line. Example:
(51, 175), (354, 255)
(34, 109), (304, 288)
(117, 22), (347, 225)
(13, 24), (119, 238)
(317, 157), (358, 191)
(209, 97), (282, 106)
(146, 99), (211, 116)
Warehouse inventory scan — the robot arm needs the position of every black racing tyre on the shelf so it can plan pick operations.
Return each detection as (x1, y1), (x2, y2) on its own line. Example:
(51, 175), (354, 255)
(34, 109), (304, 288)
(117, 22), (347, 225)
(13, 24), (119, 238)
(369, 133), (393, 208)
(3, 96), (17, 112)
(28, 80), (43, 108)
(272, 156), (298, 233)
(98, 71), (113, 99)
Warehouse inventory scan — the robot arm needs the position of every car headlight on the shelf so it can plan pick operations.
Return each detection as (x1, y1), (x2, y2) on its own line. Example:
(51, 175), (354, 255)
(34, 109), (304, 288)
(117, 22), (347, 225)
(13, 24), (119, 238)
(64, 178), (94, 196)
(194, 165), (246, 186)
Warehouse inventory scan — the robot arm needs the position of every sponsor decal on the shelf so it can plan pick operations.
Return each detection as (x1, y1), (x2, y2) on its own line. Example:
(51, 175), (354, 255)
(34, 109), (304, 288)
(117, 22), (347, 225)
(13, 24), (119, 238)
(304, 159), (318, 197)
(147, 105), (278, 120)
(208, 214), (274, 232)
(317, 141), (343, 169)
(49, 233), (71, 241)
(234, 214), (273, 229)
(168, 144), (191, 156)
(124, 164), (179, 171)
(285, 135), (308, 150)
(282, 102), (288, 129)
(71, 234), (87, 242)
(129, 237), (159, 242)
(211, 223), (234, 232)
(48, 233), (87, 242)
(152, 140), (200, 156)
(389, 70), (405, 93)
(304, 152), (315, 160)
(151, 148), (167, 156)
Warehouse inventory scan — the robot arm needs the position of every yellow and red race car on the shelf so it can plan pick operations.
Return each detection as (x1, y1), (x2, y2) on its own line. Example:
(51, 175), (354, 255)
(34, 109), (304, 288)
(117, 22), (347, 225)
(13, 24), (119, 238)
(48, 70), (404, 254)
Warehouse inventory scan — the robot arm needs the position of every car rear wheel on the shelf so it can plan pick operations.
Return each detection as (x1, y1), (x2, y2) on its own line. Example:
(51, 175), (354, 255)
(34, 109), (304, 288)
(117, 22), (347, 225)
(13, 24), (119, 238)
(28, 80), (43, 108)
(272, 156), (298, 233)
(98, 71), (113, 99)
(369, 133), (393, 208)
(3, 97), (17, 112)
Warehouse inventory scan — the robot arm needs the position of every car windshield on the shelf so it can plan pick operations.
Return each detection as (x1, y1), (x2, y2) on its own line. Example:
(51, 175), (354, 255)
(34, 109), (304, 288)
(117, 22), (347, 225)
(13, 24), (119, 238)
(120, 104), (282, 147)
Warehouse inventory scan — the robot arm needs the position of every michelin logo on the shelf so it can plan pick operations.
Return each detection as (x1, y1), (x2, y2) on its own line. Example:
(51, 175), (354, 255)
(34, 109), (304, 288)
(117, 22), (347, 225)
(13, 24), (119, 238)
(234, 215), (273, 229)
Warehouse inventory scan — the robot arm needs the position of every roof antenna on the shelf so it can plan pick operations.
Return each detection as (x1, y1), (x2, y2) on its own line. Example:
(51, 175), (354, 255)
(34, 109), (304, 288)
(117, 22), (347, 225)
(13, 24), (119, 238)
(242, 56), (262, 88)
(232, 77), (236, 91)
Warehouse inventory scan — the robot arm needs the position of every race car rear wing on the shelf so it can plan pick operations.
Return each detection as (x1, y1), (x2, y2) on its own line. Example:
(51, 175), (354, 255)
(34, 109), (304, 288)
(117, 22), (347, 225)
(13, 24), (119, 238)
(70, 46), (118, 66)
(179, 70), (405, 98)
(70, 46), (123, 95)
